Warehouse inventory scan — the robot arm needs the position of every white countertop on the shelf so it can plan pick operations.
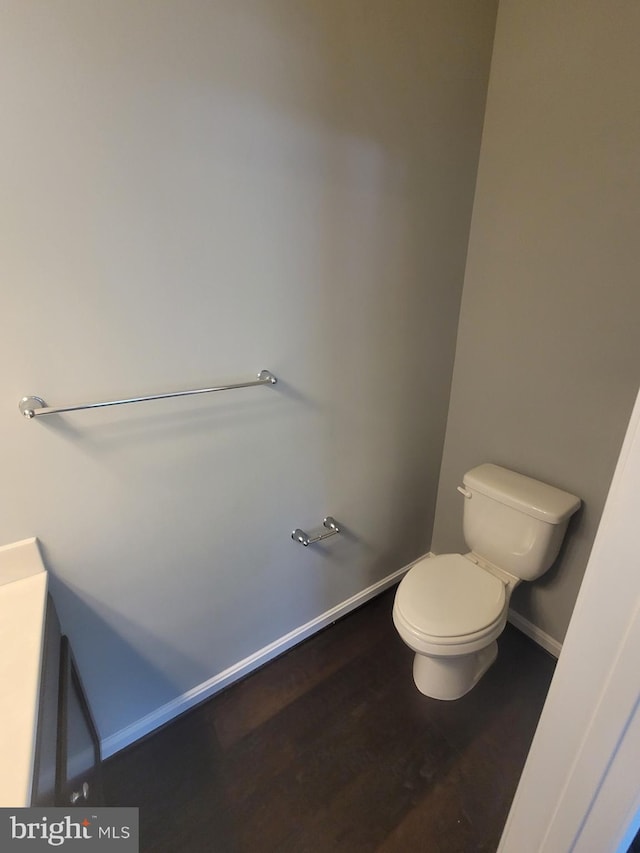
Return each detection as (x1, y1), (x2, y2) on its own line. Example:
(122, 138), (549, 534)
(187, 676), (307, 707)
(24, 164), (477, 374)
(0, 539), (48, 807)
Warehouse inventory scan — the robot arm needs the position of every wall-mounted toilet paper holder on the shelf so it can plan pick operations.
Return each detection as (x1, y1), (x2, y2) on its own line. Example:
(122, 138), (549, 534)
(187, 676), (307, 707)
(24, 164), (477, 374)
(292, 517), (341, 547)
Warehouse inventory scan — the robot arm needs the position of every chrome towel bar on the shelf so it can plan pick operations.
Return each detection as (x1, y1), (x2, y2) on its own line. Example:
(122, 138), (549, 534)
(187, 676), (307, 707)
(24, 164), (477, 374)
(19, 369), (277, 419)
(292, 517), (341, 547)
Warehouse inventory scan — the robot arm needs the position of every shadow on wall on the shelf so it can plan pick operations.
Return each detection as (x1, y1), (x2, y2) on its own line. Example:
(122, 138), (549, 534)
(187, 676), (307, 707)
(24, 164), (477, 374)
(32, 393), (291, 455)
(46, 570), (205, 741)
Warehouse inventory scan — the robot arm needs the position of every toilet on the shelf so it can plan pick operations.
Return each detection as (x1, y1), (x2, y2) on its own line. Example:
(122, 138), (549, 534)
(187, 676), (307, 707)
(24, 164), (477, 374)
(393, 463), (580, 700)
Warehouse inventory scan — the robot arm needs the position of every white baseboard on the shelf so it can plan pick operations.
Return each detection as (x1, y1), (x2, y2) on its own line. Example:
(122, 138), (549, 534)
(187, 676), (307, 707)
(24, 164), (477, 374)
(101, 554), (430, 759)
(507, 608), (562, 658)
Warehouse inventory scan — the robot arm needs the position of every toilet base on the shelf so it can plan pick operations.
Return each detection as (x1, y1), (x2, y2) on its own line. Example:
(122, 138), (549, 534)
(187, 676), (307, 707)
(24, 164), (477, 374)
(412, 640), (499, 700)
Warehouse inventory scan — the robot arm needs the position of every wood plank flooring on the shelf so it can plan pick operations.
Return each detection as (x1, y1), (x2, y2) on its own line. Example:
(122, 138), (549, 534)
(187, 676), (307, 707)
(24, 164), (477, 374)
(103, 586), (556, 852)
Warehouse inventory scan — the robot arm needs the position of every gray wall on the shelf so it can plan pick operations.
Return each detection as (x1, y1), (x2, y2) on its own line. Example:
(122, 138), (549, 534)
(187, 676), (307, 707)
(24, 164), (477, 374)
(0, 1), (497, 742)
(432, 0), (640, 643)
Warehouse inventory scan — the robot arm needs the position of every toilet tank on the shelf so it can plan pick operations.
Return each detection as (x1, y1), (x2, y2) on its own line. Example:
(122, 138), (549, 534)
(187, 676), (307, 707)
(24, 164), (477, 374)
(461, 464), (581, 581)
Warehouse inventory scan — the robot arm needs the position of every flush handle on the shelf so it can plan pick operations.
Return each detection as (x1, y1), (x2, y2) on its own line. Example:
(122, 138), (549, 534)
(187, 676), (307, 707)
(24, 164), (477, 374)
(457, 485), (472, 499)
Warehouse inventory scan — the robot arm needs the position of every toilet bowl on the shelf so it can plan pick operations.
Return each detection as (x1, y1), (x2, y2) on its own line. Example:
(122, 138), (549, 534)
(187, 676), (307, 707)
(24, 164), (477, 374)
(393, 553), (513, 699)
(393, 464), (580, 700)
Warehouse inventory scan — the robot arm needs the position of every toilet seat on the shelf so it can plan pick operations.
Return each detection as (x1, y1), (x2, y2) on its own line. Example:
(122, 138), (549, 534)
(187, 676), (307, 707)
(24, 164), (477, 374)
(394, 554), (506, 653)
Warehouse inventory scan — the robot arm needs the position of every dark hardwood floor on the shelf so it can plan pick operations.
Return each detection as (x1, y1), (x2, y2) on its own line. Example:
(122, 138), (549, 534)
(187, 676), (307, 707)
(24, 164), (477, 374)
(103, 586), (556, 852)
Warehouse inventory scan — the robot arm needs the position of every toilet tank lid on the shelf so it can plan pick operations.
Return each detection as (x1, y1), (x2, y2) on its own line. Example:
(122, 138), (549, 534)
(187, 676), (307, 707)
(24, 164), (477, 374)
(463, 464), (581, 524)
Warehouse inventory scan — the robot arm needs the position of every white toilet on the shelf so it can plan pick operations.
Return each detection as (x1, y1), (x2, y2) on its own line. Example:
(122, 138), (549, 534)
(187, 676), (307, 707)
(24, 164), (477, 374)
(393, 463), (580, 700)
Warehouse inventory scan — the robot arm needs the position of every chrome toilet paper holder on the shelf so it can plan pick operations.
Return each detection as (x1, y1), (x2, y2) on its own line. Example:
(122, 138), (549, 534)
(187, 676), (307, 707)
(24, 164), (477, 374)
(292, 517), (341, 547)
